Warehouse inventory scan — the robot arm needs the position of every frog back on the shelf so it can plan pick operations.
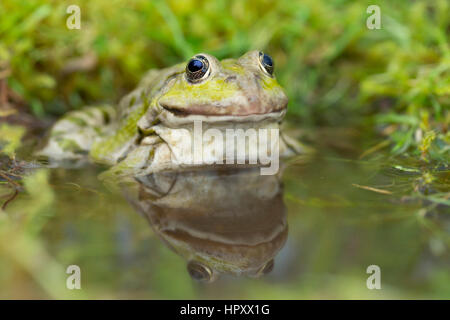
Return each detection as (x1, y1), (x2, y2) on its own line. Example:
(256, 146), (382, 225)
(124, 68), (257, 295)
(90, 64), (184, 164)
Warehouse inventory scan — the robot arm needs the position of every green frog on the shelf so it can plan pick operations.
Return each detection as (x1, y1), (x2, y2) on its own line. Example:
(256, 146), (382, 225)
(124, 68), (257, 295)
(38, 51), (302, 176)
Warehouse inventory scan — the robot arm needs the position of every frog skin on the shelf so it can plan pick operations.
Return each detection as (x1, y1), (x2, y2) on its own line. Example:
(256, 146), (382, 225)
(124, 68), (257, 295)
(122, 167), (287, 282)
(38, 51), (302, 176)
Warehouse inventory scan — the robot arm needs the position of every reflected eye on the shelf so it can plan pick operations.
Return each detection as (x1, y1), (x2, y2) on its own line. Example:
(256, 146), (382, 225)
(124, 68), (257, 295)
(186, 55), (210, 83)
(187, 261), (213, 282)
(258, 52), (274, 76)
(258, 259), (274, 275)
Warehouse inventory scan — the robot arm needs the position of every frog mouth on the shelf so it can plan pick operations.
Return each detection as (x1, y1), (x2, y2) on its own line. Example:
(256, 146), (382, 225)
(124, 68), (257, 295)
(160, 104), (192, 116)
(159, 103), (286, 123)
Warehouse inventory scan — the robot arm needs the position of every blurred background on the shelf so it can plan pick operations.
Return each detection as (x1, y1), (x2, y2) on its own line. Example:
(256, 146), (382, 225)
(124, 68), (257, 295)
(0, 0), (448, 299)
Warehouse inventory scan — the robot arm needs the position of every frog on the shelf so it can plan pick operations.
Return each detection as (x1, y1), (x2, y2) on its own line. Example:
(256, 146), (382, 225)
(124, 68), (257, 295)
(38, 50), (303, 176)
(122, 167), (288, 282)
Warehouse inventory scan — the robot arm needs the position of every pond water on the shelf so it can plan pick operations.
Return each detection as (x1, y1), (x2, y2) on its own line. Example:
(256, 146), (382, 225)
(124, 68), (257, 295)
(0, 129), (449, 299)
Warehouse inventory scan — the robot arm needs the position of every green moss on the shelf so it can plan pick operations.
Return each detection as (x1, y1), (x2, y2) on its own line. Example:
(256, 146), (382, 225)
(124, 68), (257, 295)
(0, 124), (25, 157)
(1, 0), (448, 164)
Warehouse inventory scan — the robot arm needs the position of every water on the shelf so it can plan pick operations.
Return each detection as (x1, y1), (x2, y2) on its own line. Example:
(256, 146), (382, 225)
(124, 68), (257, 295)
(0, 132), (449, 299)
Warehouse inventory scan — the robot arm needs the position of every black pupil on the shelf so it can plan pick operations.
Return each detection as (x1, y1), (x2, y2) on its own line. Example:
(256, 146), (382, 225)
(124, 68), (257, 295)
(189, 268), (206, 281)
(262, 54), (273, 67)
(188, 59), (203, 72)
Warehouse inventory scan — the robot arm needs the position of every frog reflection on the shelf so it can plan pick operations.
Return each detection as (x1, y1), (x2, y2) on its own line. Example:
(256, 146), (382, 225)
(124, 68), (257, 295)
(123, 167), (287, 282)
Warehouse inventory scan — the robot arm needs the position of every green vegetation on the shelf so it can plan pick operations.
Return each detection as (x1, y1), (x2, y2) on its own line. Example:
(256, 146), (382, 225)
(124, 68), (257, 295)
(1, 0), (448, 159)
(0, 0), (448, 299)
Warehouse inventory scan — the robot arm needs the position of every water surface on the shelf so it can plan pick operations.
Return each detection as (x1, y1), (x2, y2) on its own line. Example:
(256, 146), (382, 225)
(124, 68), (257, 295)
(0, 130), (448, 299)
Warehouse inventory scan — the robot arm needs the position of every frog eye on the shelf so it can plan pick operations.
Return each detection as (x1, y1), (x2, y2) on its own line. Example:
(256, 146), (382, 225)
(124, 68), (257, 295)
(187, 260), (213, 282)
(258, 52), (274, 76)
(186, 55), (210, 83)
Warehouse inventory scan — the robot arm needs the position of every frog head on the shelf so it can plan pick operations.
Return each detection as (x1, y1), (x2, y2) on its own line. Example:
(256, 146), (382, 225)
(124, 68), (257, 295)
(146, 50), (288, 127)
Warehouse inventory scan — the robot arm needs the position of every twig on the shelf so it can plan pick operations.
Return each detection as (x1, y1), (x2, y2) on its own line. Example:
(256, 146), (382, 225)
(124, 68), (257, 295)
(0, 171), (21, 188)
(0, 79), (7, 109)
(352, 183), (393, 195)
(359, 140), (390, 159)
(2, 188), (18, 210)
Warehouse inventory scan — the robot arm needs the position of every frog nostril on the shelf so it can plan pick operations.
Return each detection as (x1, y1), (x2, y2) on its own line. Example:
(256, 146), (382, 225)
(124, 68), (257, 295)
(225, 75), (237, 83)
(247, 95), (257, 103)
